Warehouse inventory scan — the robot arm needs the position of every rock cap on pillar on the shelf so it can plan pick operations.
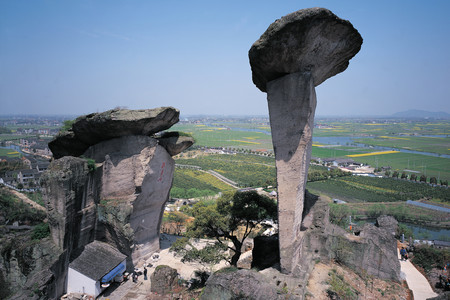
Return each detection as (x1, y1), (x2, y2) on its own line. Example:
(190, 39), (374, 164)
(49, 107), (181, 158)
(249, 7), (363, 92)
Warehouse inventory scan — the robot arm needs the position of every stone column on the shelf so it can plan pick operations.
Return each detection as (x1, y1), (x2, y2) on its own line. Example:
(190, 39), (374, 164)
(249, 7), (362, 274)
(267, 71), (316, 273)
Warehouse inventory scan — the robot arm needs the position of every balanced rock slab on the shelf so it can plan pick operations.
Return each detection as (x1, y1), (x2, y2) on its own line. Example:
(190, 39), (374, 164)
(249, 7), (362, 92)
(49, 107), (180, 158)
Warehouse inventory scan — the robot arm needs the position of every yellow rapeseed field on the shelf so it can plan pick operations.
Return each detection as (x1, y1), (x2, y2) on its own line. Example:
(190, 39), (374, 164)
(347, 150), (400, 157)
(379, 136), (410, 140)
(230, 140), (260, 144)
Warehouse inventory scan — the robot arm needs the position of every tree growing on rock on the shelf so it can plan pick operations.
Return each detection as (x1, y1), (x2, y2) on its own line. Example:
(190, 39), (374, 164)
(171, 191), (277, 266)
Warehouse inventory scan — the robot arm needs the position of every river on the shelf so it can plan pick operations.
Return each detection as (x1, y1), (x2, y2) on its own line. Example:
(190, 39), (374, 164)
(356, 219), (450, 241)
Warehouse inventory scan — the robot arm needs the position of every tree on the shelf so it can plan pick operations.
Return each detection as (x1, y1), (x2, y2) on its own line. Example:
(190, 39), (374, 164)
(167, 211), (189, 235)
(392, 171), (399, 178)
(410, 174), (417, 181)
(420, 175), (427, 183)
(401, 172), (407, 179)
(172, 191), (277, 266)
(384, 170), (391, 177)
(430, 177), (437, 185)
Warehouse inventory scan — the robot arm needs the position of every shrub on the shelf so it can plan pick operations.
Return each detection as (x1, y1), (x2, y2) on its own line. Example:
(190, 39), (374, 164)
(412, 246), (450, 273)
(32, 223), (50, 240)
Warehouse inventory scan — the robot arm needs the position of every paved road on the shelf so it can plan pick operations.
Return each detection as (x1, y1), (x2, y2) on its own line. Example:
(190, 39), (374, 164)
(406, 200), (450, 214)
(398, 249), (438, 300)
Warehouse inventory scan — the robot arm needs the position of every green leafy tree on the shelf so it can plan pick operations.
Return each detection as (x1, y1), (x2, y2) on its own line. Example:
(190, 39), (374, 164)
(173, 191), (277, 266)
(420, 175), (427, 182)
(384, 170), (391, 177)
(410, 174), (417, 181)
(167, 211), (189, 235)
(401, 172), (407, 179)
(392, 171), (399, 178)
(430, 177), (437, 185)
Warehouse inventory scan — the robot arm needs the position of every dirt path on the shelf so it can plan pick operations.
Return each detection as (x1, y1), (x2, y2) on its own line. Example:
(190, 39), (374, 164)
(398, 249), (438, 300)
(9, 188), (46, 212)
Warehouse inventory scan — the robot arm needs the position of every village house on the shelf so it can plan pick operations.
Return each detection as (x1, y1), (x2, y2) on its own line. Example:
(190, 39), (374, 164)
(67, 241), (127, 298)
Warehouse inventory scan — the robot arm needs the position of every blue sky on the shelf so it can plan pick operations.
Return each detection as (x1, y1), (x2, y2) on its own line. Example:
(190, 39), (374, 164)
(1, 0), (449, 116)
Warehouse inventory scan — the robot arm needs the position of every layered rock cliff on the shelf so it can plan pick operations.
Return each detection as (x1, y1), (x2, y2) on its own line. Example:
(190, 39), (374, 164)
(40, 107), (193, 298)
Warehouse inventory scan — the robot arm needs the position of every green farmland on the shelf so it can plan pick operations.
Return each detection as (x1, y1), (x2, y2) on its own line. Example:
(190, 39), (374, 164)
(314, 120), (450, 137)
(171, 124), (273, 150)
(357, 136), (450, 155)
(172, 120), (450, 182)
(0, 148), (21, 158)
(347, 152), (450, 181)
(306, 176), (449, 203)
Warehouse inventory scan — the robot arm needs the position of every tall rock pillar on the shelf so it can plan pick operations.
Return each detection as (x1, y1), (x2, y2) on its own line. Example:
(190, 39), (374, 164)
(267, 72), (316, 271)
(249, 8), (362, 274)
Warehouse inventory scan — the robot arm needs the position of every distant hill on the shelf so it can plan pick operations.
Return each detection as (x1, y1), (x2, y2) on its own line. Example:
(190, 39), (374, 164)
(391, 110), (450, 119)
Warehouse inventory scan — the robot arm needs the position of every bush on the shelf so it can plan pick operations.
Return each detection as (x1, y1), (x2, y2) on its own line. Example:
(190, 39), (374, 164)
(412, 246), (450, 273)
(32, 223), (50, 240)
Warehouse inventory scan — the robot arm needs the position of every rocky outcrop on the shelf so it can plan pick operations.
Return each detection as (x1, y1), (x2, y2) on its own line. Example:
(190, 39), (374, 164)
(203, 194), (401, 299)
(249, 7), (363, 92)
(86, 135), (175, 262)
(201, 269), (299, 300)
(249, 7), (362, 274)
(0, 234), (60, 300)
(41, 107), (193, 298)
(375, 215), (398, 236)
(298, 196), (400, 283)
(150, 265), (178, 295)
(49, 107), (180, 158)
(157, 132), (195, 156)
(41, 156), (98, 252)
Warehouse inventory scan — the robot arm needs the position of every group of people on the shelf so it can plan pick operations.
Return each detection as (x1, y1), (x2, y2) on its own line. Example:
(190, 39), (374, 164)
(131, 265), (149, 283)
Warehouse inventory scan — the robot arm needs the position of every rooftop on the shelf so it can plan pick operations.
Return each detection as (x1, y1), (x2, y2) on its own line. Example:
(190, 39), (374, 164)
(69, 241), (127, 281)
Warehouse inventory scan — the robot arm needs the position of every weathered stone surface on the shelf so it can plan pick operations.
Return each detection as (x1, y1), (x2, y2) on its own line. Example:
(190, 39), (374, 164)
(40, 156), (100, 298)
(41, 156), (98, 251)
(296, 196), (400, 283)
(157, 132), (195, 156)
(201, 269), (299, 300)
(46, 130), (89, 160)
(41, 132), (177, 297)
(249, 7), (363, 92)
(267, 71), (316, 274)
(375, 215), (398, 236)
(249, 8), (362, 275)
(150, 265), (178, 295)
(49, 107), (180, 158)
(85, 135), (175, 262)
(0, 234), (61, 300)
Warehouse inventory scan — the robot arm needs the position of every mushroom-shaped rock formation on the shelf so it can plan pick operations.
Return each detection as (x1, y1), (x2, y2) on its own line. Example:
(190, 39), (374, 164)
(249, 8), (362, 275)
(49, 107), (180, 158)
(41, 107), (194, 294)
